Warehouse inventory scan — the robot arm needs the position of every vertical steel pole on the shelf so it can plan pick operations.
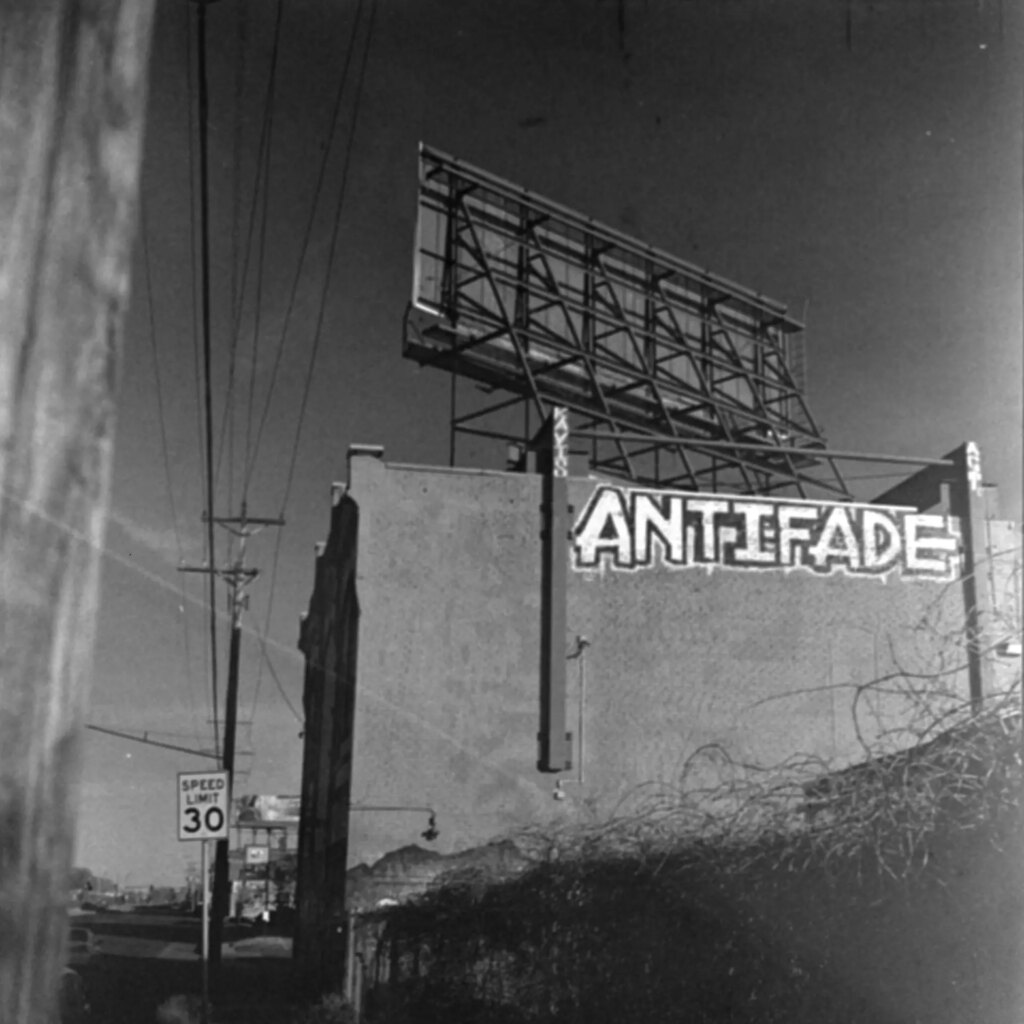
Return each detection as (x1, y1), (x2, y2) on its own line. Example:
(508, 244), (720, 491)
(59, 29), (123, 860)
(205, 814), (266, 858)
(538, 408), (573, 772)
(948, 441), (992, 712)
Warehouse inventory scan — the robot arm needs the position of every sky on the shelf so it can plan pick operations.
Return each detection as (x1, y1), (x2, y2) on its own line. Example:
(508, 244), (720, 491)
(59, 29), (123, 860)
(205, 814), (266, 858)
(74, 0), (1023, 886)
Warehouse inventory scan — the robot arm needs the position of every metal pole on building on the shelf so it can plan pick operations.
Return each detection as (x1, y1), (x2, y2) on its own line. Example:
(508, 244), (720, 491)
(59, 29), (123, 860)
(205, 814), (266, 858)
(537, 407), (573, 773)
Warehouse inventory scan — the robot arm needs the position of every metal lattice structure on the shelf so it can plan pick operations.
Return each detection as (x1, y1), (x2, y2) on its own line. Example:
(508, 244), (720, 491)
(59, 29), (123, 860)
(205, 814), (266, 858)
(404, 145), (850, 499)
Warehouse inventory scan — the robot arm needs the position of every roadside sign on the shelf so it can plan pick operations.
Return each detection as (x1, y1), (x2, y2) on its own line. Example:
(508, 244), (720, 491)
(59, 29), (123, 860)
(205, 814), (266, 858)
(244, 845), (269, 866)
(178, 770), (231, 841)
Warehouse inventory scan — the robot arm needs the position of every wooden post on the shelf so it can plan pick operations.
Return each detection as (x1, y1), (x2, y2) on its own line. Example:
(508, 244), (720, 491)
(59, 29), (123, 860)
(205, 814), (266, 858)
(0, 3), (154, 1023)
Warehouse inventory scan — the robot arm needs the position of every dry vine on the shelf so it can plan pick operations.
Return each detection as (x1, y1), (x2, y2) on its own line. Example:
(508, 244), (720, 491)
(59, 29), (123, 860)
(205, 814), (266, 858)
(356, 553), (1022, 1023)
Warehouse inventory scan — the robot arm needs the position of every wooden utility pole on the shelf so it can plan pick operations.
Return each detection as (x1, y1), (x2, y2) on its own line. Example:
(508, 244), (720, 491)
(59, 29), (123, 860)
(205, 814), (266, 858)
(182, 506), (283, 991)
(0, 3), (155, 1023)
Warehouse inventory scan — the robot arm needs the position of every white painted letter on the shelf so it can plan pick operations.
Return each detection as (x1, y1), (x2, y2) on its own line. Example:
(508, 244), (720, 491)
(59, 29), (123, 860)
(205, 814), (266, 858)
(731, 502), (777, 565)
(573, 487), (634, 568)
(905, 514), (959, 578)
(777, 504), (820, 569)
(634, 492), (685, 566)
(861, 509), (902, 574)
(686, 498), (730, 564)
(808, 506), (860, 573)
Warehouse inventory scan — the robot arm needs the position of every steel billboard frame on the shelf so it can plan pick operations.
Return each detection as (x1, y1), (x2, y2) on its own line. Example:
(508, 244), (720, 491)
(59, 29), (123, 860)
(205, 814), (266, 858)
(404, 144), (851, 500)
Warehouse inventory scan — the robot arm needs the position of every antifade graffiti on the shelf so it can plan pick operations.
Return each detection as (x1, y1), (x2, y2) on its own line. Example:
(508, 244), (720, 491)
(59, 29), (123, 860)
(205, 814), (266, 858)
(572, 485), (960, 580)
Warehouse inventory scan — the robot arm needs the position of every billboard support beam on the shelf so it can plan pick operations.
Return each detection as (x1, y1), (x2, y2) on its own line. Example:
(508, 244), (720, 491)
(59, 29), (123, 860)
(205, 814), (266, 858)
(537, 407), (573, 773)
(947, 442), (992, 712)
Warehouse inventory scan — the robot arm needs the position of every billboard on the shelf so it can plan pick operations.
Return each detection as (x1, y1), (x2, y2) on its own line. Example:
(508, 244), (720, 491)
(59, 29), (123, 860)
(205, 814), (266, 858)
(234, 794), (300, 827)
(404, 144), (846, 499)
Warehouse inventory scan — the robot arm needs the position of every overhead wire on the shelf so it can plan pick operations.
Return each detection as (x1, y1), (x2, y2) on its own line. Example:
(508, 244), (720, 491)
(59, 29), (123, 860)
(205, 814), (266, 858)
(280, 0), (377, 513)
(243, 0), (285, 505)
(253, 619), (304, 726)
(230, 0), (247, 339)
(140, 200), (206, 753)
(226, 0), (248, 516)
(243, 0), (372, 724)
(0, 471), (297, 757)
(2, 476), (289, 653)
(183, 6), (208, 537)
(241, 0), (367, 499)
(213, 0), (284, 510)
(183, 5), (205, 485)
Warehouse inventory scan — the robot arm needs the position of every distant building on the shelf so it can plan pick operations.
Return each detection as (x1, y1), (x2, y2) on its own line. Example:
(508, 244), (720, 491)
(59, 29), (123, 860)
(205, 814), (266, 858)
(229, 793), (300, 920)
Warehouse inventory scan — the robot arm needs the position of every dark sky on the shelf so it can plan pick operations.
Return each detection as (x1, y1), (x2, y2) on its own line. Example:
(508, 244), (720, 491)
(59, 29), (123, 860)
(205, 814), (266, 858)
(76, 0), (1022, 884)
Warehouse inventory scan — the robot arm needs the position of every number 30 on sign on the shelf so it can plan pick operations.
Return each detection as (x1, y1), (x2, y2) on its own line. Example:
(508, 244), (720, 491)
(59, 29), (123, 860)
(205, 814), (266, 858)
(178, 770), (231, 841)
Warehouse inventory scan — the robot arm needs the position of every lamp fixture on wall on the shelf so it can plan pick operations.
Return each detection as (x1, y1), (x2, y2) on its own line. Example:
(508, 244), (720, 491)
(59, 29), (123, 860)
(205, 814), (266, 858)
(421, 813), (439, 842)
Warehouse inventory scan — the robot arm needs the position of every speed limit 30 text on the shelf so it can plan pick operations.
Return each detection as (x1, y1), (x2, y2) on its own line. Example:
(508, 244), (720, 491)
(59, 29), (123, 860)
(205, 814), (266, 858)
(180, 776), (227, 802)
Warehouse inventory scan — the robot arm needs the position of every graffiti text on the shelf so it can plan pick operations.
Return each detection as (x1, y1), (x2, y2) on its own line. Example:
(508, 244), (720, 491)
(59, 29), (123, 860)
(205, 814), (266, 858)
(572, 486), (960, 580)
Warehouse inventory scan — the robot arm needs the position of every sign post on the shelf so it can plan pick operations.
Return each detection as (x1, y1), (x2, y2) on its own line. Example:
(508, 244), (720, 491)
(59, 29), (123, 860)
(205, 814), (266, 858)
(200, 840), (209, 1023)
(178, 770), (230, 1023)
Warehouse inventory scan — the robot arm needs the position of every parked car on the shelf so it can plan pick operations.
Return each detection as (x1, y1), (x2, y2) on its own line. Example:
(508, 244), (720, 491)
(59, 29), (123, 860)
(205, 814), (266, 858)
(66, 927), (101, 965)
(58, 967), (91, 1023)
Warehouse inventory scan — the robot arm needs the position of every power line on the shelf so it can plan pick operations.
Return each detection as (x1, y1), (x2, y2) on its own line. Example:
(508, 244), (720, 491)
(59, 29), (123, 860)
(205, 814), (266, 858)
(242, 0), (368, 498)
(247, 529), (286, 722)
(244, 0), (285, 504)
(225, 0), (249, 518)
(87, 724), (221, 762)
(214, 0), (285, 508)
(247, 0), (371, 726)
(183, 1), (208, 548)
(0, 479), (308, 677)
(140, 200), (205, 751)
(280, 0), (377, 512)
(230, 0), (247, 327)
(253, 619), (304, 726)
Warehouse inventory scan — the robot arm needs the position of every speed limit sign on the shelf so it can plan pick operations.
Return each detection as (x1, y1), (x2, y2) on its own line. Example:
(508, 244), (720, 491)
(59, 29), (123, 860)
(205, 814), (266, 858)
(178, 770), (231, 841)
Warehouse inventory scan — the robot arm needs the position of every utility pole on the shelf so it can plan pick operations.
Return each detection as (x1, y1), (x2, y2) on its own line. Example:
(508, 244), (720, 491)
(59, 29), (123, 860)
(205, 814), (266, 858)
(192, 0), (221, 761)
(182, 504), (283, 991)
